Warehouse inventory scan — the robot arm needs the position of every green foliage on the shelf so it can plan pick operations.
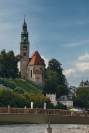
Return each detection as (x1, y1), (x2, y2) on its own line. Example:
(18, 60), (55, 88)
(44, 58), (68, 98)
(55, 103), (67, 109)
(45, 70), (59, 93)
(48, 59), (62, 73)
(13, 79), (42, 93)
(0, 78), (16, 89)
(46, 102), (55, 109)
(56, 85), (68, 98)
(0, 78), (42, 94)
(0, 87), (26, 107)
(14, 87), (25, 94)
(24, 93), (49, 108)
(0, 50), (19, 78)
(46, 102), (67, 109)
(0, 87), (50, 108)
(0, 84), (67, 109)
(0, 78), (46, 107)
(73, 87), (89, 109)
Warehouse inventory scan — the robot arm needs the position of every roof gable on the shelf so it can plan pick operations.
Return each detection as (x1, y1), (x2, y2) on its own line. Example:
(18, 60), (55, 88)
(29, 51), (45, 65)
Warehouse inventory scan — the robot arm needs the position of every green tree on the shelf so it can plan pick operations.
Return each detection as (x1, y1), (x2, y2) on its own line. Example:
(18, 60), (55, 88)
(44, 58), (68, 98)
(0, 87), (26, 107)
(0, 50), (19, 78)
(48, 59), (62, 73)
(24, 93), (49, 108)
(44, 70), (59, 93)
(73, 87), (89, 109)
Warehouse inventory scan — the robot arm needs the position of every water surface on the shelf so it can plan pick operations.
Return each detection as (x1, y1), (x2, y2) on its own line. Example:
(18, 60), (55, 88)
(0, 124), (89, 133)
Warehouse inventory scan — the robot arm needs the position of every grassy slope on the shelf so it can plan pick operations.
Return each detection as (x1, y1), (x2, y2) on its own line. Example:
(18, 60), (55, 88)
(13, 79), (42, 93)
(0, 78), (42, 94)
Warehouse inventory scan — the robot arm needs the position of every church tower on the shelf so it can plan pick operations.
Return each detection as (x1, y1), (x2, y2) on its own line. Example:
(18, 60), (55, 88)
(20, 19), (30, 79)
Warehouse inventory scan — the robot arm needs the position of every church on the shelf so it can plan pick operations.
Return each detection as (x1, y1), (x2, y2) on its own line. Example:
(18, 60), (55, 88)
(20, 19), (45, 86)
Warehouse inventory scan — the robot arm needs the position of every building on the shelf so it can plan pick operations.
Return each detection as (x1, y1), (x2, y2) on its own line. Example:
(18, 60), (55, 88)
(68, 86), (77, 97)
(46, 94), (57, 106)
(20, 19), (45, 85)
(58, 95), (73, 108)
(79, 80), (89, 87)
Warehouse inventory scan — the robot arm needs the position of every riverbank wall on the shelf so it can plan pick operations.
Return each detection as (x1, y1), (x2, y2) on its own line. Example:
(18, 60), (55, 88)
(0, 107), (88, 124)
(0, 113), (89, 124)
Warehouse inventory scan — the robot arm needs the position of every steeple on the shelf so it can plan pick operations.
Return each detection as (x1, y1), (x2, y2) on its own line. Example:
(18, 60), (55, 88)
(21, 18), (29, 47)
(22, 18), (27, 32)
(20, 19), (30, 79)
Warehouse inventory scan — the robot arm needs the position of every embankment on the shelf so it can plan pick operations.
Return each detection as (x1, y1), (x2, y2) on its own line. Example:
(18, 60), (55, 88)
(0, 113), (89, 124)
(0, 107), (88, 124)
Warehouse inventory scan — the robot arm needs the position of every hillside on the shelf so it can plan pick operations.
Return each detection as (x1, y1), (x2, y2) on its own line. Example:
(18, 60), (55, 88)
(0, 78), (42, 94)
(0, 78), (66, 109)
(0, 78), (48, 107)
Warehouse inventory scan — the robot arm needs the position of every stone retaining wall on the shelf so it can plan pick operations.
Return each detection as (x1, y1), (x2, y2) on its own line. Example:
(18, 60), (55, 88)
(0, 107), (88, 116)
(0, 113), (88, 124)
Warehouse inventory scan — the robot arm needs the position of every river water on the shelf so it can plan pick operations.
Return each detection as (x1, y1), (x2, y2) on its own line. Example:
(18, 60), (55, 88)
(0, 124), (89, 133)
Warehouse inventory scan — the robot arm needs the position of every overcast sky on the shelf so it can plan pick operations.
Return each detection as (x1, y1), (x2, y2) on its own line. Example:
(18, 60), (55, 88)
(0, 0), (89, 86)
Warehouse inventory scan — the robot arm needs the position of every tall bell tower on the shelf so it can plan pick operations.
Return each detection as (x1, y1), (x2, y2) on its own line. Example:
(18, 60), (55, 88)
(20, 19), (30, 79)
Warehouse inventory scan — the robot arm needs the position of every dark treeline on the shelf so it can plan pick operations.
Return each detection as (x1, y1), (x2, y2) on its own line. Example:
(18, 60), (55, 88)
(0, 50), (19, 78)
(44, 58), (69, 98)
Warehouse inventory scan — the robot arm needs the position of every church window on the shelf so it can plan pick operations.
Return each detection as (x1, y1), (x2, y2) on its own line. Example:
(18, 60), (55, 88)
(31, 70), (32, 78)
(23, 52), (26, 56)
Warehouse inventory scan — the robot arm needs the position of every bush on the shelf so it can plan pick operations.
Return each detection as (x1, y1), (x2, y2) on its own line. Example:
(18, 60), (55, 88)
(55, 103), (67, 109)
(0, 87), (26, 107)
(0, 79), (16, 89)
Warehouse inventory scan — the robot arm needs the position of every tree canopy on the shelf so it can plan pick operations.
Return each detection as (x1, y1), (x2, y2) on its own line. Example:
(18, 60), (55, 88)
(73, 87), (89, 109)
(48, 59), (62, 73)
(44, 58), (68, 98)
(0, 50), (19, 78)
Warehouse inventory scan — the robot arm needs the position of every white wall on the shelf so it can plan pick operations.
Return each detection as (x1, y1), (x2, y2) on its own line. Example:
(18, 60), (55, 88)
(46, 94), (57, 106)
(59, 100), (73, 108)
(27, 65), (44, 85)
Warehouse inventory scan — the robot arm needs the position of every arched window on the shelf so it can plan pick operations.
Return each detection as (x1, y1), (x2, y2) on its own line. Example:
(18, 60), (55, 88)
(23, 52), (26, 56)
(31, 70), (32, 78)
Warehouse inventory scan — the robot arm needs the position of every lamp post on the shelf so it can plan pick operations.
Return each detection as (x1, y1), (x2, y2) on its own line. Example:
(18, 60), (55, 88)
(46, 119), (52, 133)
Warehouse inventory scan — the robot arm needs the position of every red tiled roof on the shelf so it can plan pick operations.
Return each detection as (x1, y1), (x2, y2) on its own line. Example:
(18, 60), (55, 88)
(29, 51), (45, 65)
